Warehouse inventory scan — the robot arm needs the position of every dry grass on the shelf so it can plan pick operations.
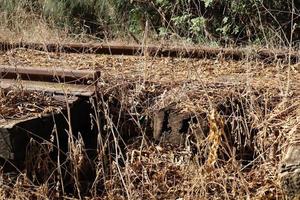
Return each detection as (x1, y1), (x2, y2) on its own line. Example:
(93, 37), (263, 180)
(0, 90), (64, 120)
(0, 6), (89, 45)
(0, 48), (299, 199)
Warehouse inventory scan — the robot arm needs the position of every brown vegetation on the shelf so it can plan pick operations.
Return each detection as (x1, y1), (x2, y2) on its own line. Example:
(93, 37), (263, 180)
(0, 47), (299, 199)
(1, 1), (299, 199)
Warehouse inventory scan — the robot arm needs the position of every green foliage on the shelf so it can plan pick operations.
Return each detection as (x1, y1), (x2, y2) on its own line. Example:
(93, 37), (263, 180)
(190, 17), (206, 41)
(42, 0), (113, 34)
(150, 0), (299, 45)
(203, 0), (213, 8)
(0, 0), (299, 45)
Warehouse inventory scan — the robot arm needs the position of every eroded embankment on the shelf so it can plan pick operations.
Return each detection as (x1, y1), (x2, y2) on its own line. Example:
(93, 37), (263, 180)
(0, 48), (299, 199)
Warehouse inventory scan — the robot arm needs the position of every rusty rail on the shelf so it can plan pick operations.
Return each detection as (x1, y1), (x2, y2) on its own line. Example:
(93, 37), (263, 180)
(0, 65), (100, 96)
(0, 65), (100, 84)
(1, 42), (300, 62)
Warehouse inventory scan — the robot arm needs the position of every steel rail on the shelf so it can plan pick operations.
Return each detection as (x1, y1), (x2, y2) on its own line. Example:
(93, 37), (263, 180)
(0, 42), (300, 62)
(0, 79), (95, 96)
(0, 65), (100, 96)
(0, 65), (100, 84)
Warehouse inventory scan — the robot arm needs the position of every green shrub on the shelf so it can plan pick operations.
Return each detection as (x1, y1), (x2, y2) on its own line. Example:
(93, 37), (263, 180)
(0, 0), (299, 45)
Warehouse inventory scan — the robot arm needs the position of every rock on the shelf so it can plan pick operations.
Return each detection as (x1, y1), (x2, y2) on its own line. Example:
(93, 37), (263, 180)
(279, 105), (300, 199)
(279, 137), (300, 199)
(279, 125), (300, 199)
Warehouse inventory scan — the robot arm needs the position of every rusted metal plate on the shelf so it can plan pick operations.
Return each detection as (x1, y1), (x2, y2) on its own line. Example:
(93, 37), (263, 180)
(0, 65), (100, 84)
(0, 79), (96, 96)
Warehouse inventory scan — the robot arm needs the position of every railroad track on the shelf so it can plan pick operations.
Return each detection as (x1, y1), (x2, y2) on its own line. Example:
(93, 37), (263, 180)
(0, 41), (299, 97)
(1, 42), (300, 62)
